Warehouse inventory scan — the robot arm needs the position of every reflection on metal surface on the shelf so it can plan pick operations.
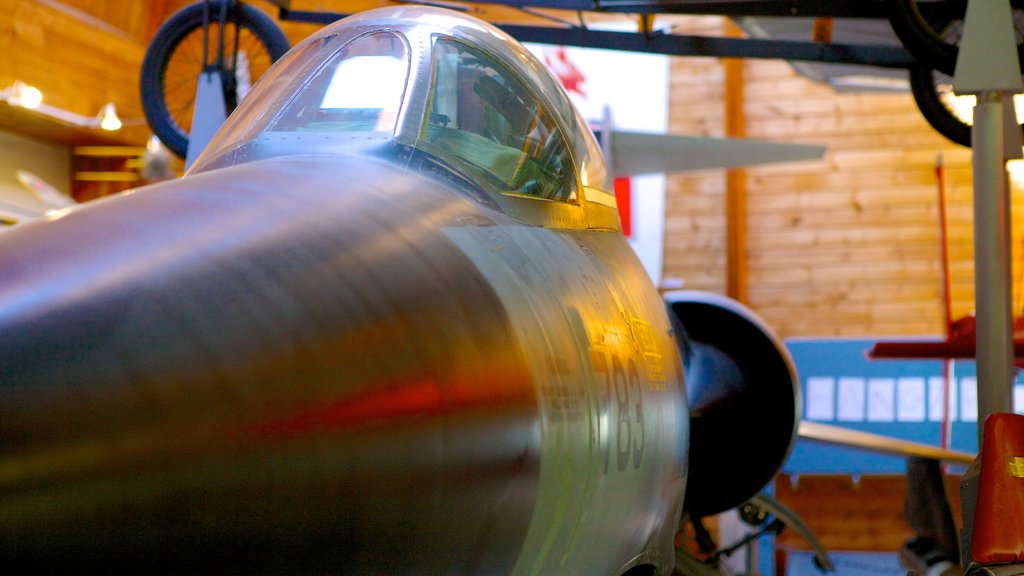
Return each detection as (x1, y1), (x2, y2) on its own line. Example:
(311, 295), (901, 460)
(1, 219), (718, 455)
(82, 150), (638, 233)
(0, 155), (552, 573)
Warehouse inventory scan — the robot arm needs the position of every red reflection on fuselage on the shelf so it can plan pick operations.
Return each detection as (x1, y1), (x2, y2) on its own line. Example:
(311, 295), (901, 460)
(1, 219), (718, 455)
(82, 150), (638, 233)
(241, 368), (535, 440)
(242, 380), (443, 438)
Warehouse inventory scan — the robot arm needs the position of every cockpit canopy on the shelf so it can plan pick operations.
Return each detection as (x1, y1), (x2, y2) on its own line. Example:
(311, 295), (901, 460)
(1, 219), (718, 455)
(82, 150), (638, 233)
(267, 32), (408, 134)
(191, 6), (609, 197)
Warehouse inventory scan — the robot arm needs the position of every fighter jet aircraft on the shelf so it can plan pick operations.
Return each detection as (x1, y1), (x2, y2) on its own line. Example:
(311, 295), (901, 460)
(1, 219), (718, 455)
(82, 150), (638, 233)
(0, 7), (801, 574)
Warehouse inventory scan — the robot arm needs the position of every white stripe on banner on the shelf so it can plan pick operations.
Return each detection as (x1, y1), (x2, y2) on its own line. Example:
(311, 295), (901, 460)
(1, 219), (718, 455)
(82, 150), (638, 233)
(867, 378), (896, 422)
(960, 377), (978, 422)
(805, 376), (1011, 423)
(837, 377), (865, 421)
(806, 377), (835, 421)
(897, 378), (926, 422)
(928, 376), (948, 422)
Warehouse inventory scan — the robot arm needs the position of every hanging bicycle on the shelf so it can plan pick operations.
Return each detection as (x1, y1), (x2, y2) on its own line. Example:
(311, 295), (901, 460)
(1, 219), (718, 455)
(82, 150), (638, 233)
(140, 0), (291, 159)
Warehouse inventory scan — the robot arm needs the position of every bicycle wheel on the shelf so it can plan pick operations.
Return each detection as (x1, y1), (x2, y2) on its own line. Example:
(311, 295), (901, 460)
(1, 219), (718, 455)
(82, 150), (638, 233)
(141, 0), (291, 159)
(888, 0), (1024, 76)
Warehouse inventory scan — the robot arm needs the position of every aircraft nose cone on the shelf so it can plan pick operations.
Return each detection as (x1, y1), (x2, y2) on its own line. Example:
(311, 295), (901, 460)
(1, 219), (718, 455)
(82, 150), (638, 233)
(0, 156), (539, 572)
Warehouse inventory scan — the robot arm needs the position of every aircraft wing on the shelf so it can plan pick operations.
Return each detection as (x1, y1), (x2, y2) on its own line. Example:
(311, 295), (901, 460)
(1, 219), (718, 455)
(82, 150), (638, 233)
(16, 169), (75, 211)
(0, 199), (45, 228)
(798, 420), (974, 465)
(0, 210), (22, 227)
(609, 129), (827, 178)
(0, 170), (76, 229)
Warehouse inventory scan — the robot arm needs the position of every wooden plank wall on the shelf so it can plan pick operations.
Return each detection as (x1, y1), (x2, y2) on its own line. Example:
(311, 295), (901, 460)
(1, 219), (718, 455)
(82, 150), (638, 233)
(665, 16), (732, 296)
(664, 17), (1024, 338)
(773, 473), (962, 554)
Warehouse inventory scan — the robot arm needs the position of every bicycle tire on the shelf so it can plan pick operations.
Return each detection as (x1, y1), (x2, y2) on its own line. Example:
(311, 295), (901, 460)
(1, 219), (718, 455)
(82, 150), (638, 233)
(141, 0), (290, 159)
(888, 0), (1024, 77)
(909, 65), (1024, 148)
(909, 66), (970, 147)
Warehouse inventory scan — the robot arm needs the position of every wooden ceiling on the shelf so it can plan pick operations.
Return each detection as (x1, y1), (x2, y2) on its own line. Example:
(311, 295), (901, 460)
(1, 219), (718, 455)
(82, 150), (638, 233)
(0, 0), (588, 149)
(1, 0), (184, 146)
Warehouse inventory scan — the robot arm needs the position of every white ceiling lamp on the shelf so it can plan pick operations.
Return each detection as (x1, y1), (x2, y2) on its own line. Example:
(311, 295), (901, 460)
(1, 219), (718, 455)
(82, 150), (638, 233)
(2, 80), (137, 133)
(2, 80), (43, 109)
(938, 90), (1024, 126)
(98, 103), (122, 131)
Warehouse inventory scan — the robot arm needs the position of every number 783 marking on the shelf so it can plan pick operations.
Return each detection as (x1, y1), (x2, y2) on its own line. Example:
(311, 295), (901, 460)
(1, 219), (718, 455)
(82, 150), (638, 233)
(590, 349), (645, 473)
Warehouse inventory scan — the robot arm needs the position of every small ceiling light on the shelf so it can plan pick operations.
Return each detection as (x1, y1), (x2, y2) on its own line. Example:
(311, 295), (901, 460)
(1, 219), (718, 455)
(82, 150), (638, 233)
(1009, 158), (1024, 189)
(146, 133), (164, 153)
(3, 80), (43, 109)
(940, 90), (977, 125)
(15, 82), (43, 109)
(98, 103), (122, 131)
(2, 82), (139, 132)
(939, 86), (1024, 126)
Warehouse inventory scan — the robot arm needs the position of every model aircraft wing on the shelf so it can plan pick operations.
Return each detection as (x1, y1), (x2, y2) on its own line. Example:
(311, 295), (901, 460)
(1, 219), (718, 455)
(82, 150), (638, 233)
(0, 198), (45, 227)
(16, 169), (75, 211)
(0, 209), (22, 227)
(798, 420), (974, 465)
(608, 130), (827, 178)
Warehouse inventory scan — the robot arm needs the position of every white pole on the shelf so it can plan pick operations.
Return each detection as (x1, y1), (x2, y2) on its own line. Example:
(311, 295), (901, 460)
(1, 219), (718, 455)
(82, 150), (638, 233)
(971, 91), (1014, 440)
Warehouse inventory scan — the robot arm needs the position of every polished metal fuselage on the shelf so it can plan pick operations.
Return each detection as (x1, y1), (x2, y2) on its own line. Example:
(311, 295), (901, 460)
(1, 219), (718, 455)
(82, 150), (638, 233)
(0, 152), (687, 573)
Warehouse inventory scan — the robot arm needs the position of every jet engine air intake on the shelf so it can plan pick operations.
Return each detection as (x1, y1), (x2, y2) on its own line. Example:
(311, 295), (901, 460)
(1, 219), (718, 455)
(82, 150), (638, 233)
(664, 291), (800, 518)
